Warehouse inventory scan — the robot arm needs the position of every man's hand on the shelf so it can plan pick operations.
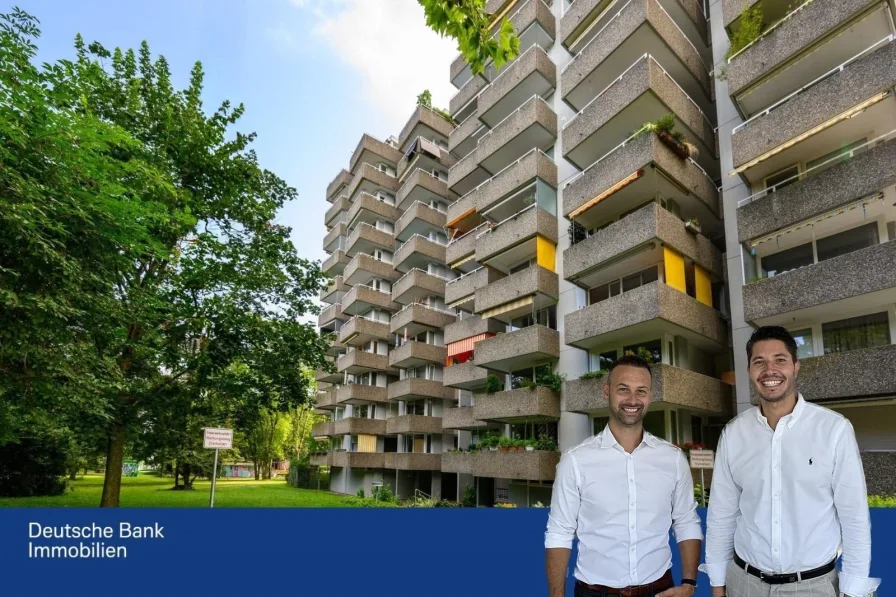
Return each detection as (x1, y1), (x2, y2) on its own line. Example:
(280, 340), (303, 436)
(657, 586), (696, 597)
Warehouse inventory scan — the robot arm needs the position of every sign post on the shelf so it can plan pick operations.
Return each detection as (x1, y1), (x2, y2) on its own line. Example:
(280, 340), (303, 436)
(688, 449), (714, 507)
(203, 428), (233, 508)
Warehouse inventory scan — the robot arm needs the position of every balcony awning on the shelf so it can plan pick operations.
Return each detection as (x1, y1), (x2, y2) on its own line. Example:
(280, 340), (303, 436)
(447, 207), (477, 229)
(447, 333), (494, 357)
(569, 169), (643, 219)
(481, 295), (534, 319)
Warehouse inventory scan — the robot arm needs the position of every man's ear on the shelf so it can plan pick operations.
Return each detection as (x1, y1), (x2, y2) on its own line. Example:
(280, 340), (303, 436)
(793, 359), (800, 377)
(603, 380), (609, 399)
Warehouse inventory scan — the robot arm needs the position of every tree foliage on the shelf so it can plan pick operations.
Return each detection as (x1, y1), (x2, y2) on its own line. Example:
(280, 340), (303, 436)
(416, 89), (433, 108)
(0, 9), (331, 503)
(419, 0), (520, 76)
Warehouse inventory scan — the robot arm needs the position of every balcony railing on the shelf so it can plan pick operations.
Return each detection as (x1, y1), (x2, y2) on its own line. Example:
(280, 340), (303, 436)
(726, 0), (815, 64)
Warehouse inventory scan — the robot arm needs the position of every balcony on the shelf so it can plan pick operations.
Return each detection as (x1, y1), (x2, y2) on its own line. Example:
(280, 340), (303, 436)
(443, 360), (493, 389)
(478, 45), (557, 128)
(349, 133), (403, 174)
(323, 222), (348, 254)
(473, 386), (560, 422)
(343, 253), (399, 287)
(564, 203), (723, 288)
(563, 55), (716, 173)
(477, 95), (558, 178)
(730, 38), (896, 182)
(384, 453), (441, 471)
(446, 267), (506, 309)
(315, 364), (343, 384)
(327, 169), (353, 202)
(333, 417), (387, 436)
(471, 450), (560, 480)
(565, 364), (732, 415)
(564, 132), (718, 230)
(565, 281), (727, 350)
(475, 206), (559, 267)
(345, 223), (394, 258)
(336, 350), (393, 375)
(449, 112), (488, 159)
(476, 325), (560, 372)
(396, 169), (455, 214)
(331, 452), (386, 469)
(797, 345), (896, 403)
(726, 0), (891, 116)
(388, 341), (447, 369)
(737, 136), (896, 242)
(398, 105), (455, 152)
(341, 284), (399, 317)
(345, 190), (402, 229)
(448, 148), (492, 197)
(743, 241), (896, 325)
(337, 315), (391, 347)
(449, 75), (487, 122)
(311, 421), (334, 438)
(336, 383), (389, 405)
(325, 196), (351, 228)
(462, 149), (558, 219)
(386, 415), (444, 435)
(564, 0), (708, 53)
(446, 226), (484, 270)
(445, 314), (505, 345)
(388, 378), (455, 401)
(322, 250), (350, 277)
(318, 302), (348, 329)
(442, 406), (490, 431)
(309, 452), (330, 467)
(441, 452), (474, 474)
(562, 0), (711, 116)
(320, 275), (349, 304)
(393, 235), (446, 273)
(390, 303), (457, 337)
(475, 265), (559, 323)
(395, 202), (447, 244)
(391, 269), (447, 305)
(316, 387), (338, 410)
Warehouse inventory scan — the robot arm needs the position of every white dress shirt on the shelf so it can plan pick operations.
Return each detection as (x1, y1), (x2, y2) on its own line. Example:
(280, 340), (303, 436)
(545, 426), (703, 587)
(702, 395), (881, 596)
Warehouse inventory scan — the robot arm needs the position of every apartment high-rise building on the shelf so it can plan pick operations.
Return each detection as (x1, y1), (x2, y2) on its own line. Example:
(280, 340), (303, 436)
(314, 0), (895, 504)
(712, 0), (896, 495)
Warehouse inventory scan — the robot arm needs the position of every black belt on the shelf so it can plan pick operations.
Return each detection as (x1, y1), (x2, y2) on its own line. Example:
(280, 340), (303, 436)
(733, 553), (836, 585)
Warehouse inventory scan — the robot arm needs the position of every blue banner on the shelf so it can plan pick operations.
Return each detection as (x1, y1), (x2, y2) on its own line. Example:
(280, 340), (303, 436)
(0, 509), (892, 596)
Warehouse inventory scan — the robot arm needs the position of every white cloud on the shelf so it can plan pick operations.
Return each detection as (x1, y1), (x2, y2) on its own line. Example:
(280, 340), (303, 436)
(293, 0), (459, 136)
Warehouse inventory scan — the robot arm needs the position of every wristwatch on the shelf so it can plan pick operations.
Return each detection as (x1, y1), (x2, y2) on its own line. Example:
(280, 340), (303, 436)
(681, 579), (698, 588)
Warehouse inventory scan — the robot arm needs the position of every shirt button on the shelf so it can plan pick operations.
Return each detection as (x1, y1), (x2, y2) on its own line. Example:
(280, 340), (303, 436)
(774, 520), (778, 525)
(631, 525), (635, 529)
(631, 547), (635, 552)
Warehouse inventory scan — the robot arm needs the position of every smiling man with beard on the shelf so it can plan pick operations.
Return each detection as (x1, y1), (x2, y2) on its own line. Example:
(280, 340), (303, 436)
(545, 354), (702, 597)
(702, 326), (880, 597)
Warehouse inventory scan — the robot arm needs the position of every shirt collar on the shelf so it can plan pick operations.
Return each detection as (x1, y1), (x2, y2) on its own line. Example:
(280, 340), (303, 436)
(755, 393), (806, 429)
(597, 424), (659, 449)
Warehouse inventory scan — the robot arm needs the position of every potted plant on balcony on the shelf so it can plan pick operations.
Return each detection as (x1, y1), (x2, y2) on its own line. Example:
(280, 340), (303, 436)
(633, 113), (698, 160)
(485, 374), (503, 394)
(685, 217), (702, 235)
(524, 439), (536, 452)
(498, 436), (514, 452)
(536, 371), (565, 392)
(579, 369), (608, 381)
(535, 434), (557, 452)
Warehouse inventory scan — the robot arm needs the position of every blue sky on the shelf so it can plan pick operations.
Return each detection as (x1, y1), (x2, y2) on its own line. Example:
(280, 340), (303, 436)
(18, 0), (457, 275)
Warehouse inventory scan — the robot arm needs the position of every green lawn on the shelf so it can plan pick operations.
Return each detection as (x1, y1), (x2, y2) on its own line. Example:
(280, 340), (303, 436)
(0, 473), (355, 508)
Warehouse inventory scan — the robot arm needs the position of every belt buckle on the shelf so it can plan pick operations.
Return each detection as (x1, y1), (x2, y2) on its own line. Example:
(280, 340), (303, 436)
(620, 588), (635, 597)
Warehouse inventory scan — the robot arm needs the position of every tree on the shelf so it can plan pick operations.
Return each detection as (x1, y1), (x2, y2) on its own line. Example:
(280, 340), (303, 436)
(419, 0), (520, 76)
(417, 89), (433, 108)
(0, 10), (331, 504)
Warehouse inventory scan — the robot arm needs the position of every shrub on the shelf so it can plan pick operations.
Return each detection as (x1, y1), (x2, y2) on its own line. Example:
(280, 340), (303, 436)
(519, 378), (538, 390)
(0, 435), (69, 497)
(868, 495), (896, 508)
(579, 369), (608, 380)
(372, 484), (398, 504)
(495, 502), (517, 508)
(485, 374), (503, 394)
(536, 371), (564, 392)
(726, 5), (764, 60)
(535, 434), (557, 452)
(461, 485), (477, 507)
(568, 220), (587, 245)
(356, 488), (365, 498)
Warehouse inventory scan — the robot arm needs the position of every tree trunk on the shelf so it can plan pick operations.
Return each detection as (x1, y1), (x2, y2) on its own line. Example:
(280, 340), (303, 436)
(173, 461), (180, 489)
(182, 463), (192, 489)
(100, 422), (126, 507)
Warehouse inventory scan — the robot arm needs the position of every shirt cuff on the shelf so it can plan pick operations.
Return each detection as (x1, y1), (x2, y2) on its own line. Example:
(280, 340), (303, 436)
(698, 561), (730, 587)
(544, 533), (574, 550)
(838, 572), (881, 597)
(673, 524), (704, 544)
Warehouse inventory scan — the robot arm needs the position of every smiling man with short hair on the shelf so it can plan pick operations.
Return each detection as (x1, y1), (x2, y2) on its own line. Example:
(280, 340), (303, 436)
(545, 354), (702, 597)
(702, 326), (881, 597)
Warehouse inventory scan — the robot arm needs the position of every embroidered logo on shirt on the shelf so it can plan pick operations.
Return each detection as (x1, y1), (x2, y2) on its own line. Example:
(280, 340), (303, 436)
(809, 458), (813, 465)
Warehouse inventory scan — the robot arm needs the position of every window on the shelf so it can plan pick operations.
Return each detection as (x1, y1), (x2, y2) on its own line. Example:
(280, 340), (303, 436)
(761, 242), (813, 277)
(376, 191), (395, 205)
(510, 305), (557, 331)
(816, 222), (878, 262)
(510, 364), (551, 390)
(375, 220), (394, 234)
(807, 138), (867, 174)
(888, 221), (895, 242)
(589, 267), (657, 304)
(791, 328), (814, 360)
(373, 249), (392, 263)
(598, 351), (616, 371)
(592, 417), (609, 435)
(764, 165), (800, 194)
(509, 259), (533, 275)
(822, 312), (890, 355)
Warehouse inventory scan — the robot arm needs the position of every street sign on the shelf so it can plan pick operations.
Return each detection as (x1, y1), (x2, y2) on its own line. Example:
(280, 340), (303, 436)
(202, 428), (232, 508)
(203, 428), (233, 450)
(689, 449), (714, 469)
